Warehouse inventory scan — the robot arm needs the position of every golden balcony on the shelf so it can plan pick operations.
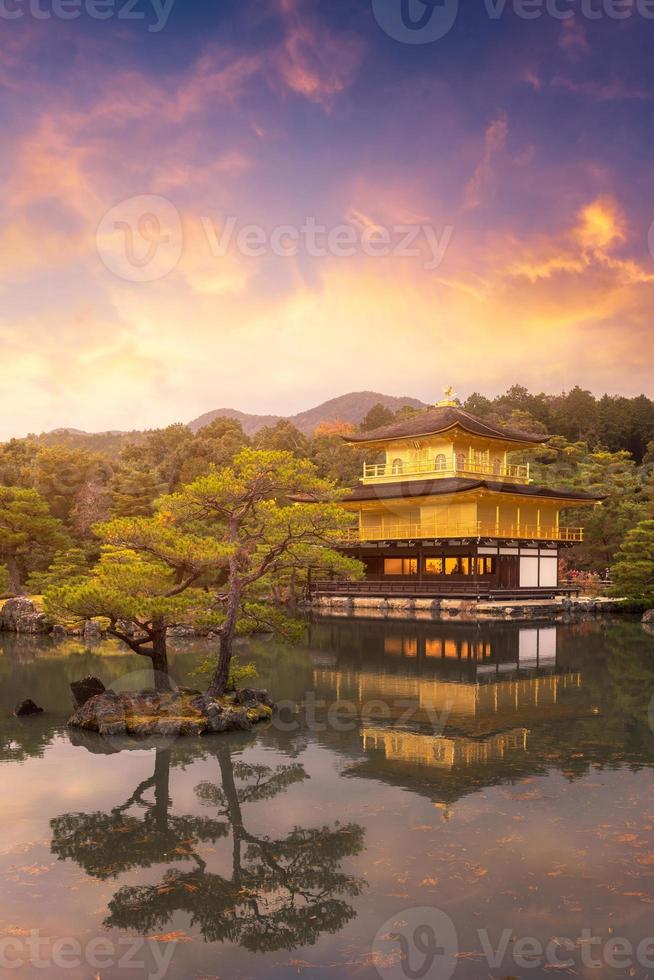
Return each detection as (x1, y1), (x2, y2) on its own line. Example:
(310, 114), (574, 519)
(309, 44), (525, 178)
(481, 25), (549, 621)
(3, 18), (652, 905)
(342, 521), (583, 544)
(362, 457), (530, 485)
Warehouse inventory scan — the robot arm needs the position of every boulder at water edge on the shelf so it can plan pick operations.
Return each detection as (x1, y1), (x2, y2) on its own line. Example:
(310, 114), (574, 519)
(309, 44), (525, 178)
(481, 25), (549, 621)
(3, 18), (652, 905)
(68, 688), (274, 738)
(15, 699), (44, 716)
(70, 676), (106, 708)
(0, 598), (51, 634)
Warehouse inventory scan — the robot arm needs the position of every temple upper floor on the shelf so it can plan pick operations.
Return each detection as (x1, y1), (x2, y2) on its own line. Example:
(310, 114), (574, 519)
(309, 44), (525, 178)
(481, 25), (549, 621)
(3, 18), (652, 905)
(343, 400), (548, 487)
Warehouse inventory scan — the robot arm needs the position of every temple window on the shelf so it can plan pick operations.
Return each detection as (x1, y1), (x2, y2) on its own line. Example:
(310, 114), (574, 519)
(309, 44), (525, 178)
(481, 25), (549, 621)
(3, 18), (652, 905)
(383, 558), (417, 575)
(492, 457), (501, 475)
(424, 558), (444, 575)
(455, 452), (466, 471)
(476, 557), (495, 575)
(434, 453), (447, 471)
(391, 458), (404, 475)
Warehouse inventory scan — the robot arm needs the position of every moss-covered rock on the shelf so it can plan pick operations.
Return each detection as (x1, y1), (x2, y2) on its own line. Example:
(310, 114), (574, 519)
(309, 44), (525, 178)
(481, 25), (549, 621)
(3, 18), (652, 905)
(68, 687), (275, 738)
(0, 597), (51, 634)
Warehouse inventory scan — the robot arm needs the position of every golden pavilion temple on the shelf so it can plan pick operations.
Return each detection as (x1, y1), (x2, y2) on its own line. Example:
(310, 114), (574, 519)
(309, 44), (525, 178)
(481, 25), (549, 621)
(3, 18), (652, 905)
(323, 390), (601, 599)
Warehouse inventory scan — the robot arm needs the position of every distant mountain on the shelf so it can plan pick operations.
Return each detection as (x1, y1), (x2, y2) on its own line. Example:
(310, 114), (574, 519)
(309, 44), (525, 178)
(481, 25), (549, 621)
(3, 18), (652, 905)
(188, 391), (428, 435)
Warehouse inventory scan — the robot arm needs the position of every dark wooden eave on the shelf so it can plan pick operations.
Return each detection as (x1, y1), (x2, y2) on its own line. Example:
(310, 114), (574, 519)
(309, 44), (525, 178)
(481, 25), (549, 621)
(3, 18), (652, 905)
(343, 477), (603, 504)
(343, 406), (549, 446)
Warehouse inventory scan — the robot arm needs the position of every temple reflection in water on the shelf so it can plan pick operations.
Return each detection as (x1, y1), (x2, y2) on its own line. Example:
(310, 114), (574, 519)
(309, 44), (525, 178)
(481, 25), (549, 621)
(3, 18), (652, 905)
(307, 618), (596, 798)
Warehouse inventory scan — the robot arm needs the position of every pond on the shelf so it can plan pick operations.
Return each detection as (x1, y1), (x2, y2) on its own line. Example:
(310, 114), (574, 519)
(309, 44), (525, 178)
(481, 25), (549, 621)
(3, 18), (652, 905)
(1, 617), (654, 979)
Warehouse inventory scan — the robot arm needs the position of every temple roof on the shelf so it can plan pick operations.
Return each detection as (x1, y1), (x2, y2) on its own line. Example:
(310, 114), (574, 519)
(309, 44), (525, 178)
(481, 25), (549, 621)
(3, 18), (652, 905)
(343, 477), (602, 503)
(343, 406), (549, 446)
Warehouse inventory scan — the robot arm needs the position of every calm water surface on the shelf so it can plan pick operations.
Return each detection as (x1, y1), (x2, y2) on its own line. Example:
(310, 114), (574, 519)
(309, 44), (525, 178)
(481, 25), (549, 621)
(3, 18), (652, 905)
(2, 617), (654, 979)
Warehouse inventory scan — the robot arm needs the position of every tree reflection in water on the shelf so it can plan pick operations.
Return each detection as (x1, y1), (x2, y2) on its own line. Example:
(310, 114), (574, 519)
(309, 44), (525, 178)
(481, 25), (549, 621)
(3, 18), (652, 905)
(50, 742), (365, 951)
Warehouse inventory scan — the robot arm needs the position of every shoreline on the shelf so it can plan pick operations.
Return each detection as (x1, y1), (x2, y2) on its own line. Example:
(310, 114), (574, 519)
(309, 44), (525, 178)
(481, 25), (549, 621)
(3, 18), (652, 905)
(312, 594), (648, 622)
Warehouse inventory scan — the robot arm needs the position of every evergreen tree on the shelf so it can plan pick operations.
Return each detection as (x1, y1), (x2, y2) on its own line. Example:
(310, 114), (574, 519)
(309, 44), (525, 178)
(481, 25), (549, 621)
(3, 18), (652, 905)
(26, 548), (90, 594)
(360, 403), (394, 431)
(162, 448), (363, 696)
(0, 487), (69, 593)
(110, 468), (160, 518)
(254, 419), (310, 456)
(46, 520), (227, 690)
(611, 520), (654, 600)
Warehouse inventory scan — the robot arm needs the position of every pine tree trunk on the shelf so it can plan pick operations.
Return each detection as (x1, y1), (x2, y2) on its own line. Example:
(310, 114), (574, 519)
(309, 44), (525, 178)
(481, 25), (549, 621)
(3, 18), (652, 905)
(152, 748), (172, 832)
(151, 620), (172, 692)
(6, 557), (21, 595)
(216, 743), (244, 885)
(208, 576), (241, 698)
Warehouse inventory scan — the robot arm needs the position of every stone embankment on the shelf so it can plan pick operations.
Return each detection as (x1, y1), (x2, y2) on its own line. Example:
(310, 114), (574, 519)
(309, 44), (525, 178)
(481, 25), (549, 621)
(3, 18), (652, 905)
(0, 598), (222, 640)
(314, 594), (632, 620)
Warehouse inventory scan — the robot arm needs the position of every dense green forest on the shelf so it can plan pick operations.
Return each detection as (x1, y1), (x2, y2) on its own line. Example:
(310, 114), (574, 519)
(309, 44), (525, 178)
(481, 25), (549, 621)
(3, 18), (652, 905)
(1, 385), (653, 592)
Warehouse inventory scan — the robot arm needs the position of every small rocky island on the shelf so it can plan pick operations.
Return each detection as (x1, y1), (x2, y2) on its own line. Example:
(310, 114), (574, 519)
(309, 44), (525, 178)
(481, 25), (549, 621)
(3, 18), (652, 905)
(68, 678), (274, 738)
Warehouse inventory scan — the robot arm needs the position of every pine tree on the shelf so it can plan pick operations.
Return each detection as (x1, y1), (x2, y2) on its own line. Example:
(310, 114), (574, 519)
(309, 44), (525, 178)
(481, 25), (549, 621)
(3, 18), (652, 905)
(611, 520), (654, 600)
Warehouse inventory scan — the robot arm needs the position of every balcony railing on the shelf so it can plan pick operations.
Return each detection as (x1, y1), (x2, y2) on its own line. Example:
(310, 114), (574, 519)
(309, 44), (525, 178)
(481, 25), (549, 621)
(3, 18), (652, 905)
(362, 457), (530, 484)
(342, 521), (583, 544)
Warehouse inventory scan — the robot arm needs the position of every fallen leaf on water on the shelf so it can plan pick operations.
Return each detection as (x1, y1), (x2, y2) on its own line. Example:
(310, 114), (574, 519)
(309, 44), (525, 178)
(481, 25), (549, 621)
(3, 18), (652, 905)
(419, 877), (439, 887)
(146, 931), (192, 943)
(16, 864), (50, 876)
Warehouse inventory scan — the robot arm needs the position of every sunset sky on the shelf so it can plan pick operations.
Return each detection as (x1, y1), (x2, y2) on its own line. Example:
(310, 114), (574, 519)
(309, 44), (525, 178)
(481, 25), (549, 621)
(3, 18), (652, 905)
(2, 0), (653, 439)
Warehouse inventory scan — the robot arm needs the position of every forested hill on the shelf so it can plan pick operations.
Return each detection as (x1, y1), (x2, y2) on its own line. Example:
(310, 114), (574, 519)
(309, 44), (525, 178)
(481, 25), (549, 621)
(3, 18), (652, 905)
(187, 391), (427, 435)
(20, 385), (654, 462)
(1, 384), (652, 583)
